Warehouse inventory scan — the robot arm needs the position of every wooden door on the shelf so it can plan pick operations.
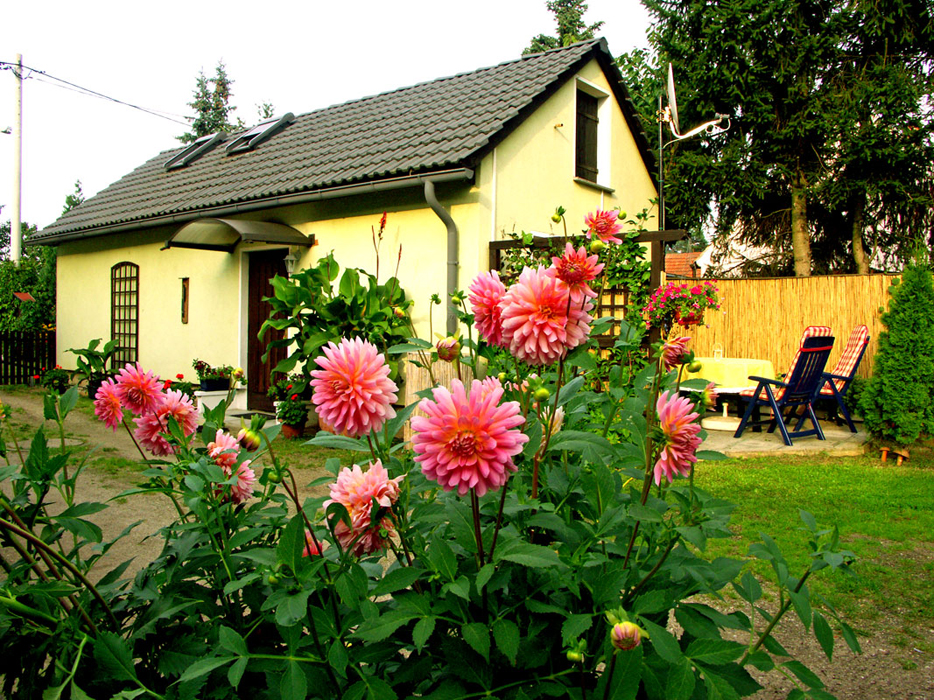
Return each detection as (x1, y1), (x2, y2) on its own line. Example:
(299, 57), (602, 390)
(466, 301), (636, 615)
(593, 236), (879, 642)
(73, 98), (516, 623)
(247, 250), (287, 412)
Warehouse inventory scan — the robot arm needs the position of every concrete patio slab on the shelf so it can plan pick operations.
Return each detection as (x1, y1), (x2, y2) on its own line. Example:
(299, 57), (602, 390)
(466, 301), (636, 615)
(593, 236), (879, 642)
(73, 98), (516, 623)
(701, 419), (869, 458)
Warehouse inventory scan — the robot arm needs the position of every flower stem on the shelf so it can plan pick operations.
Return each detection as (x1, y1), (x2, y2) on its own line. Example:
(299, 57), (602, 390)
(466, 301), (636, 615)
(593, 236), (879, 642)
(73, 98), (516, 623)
(488, 479), (510, 561)
(601, 651), (618, 700)
(470, 488), (485, 567)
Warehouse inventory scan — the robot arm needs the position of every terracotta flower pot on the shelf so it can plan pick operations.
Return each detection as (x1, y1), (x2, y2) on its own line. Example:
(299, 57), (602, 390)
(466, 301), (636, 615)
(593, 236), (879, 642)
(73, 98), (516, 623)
(280, 423), (305, 439)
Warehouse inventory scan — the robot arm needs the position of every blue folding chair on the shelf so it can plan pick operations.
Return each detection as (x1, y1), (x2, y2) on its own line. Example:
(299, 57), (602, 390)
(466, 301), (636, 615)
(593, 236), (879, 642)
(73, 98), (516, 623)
(734, 335), (835, 446)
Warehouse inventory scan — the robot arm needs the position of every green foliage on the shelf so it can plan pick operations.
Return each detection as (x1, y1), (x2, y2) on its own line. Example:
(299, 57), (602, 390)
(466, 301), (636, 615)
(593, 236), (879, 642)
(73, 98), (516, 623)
(259, 251), (411, 379)
(524, 0), (604, 54)
(275, 396), (309, 426)
(0, 227), (861, 698)
(0, 221), (56, 332)
(67, 338), (119, 385)
(859, 261), (934, 444)
(39, 366), (70, 394)
(178, 61), (243, 143)
(643, 0), (934, 273)
(62, 180), (85, 216)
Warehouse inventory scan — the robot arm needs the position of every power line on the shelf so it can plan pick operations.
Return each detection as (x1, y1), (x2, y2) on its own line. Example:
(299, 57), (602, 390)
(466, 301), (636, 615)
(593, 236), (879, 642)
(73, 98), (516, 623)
(0, 61), (191, 127)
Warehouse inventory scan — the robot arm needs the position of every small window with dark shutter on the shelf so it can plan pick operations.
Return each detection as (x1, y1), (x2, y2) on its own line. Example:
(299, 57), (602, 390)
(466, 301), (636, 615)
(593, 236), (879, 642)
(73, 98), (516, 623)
(576, 90), (599, 182)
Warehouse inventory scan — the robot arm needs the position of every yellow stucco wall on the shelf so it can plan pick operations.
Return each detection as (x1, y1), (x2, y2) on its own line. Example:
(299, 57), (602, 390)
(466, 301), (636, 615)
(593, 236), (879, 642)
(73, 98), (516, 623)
(477, 57), (658, 243)
(56, 229), (241, 379)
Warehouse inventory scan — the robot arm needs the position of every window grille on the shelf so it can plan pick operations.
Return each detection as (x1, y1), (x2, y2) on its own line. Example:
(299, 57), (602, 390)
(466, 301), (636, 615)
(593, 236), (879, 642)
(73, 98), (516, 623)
(111, 262), (139, 366)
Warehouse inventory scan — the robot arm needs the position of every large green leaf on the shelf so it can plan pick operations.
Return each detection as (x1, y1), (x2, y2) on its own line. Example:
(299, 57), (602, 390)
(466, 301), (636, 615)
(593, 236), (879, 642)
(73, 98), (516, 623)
(492, 619), (519, 666)
(462, 622), (490, 662)
(493, 540), (563, 568)
(93, 632), (139, 683)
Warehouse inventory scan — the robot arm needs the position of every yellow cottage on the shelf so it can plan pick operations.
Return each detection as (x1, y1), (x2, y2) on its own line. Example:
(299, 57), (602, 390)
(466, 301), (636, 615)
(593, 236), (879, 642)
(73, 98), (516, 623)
(33, 39), (658, 412)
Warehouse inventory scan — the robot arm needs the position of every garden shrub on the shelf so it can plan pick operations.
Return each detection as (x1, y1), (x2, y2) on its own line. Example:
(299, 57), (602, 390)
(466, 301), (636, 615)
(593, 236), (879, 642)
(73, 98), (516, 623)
(0, 209), (862, 699)
(859, 259), (934, 445)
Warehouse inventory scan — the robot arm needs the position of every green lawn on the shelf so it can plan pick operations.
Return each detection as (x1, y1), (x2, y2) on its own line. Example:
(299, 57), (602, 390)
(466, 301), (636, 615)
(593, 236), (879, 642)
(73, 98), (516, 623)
(695, 453), (934, 649)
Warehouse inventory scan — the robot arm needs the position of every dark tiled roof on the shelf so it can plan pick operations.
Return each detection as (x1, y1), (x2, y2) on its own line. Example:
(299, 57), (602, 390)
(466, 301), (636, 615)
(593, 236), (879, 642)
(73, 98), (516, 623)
(37, 39), (654, 242)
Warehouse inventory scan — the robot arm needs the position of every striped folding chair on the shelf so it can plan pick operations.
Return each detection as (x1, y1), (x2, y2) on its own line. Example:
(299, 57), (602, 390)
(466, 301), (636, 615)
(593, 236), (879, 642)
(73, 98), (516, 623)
(734, 333), (835, 446)
(814, 325), (870, 433)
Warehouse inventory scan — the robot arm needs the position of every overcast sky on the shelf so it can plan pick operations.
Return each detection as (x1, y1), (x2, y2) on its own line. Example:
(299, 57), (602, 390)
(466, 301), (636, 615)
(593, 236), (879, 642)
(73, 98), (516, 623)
(1, 0), (652, 230)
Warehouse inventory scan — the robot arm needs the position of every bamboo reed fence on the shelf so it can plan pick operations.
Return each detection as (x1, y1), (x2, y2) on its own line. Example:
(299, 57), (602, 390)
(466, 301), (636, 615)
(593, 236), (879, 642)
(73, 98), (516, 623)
(682, 274), (899, 379)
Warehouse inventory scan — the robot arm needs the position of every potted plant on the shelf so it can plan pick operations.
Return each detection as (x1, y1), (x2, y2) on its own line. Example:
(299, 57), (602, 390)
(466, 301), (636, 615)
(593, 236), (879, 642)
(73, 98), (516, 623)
(642, 280), (720, 329)
(66, 338), (119, 398)
(275, 395), (309, 438)
(192, 360), (245, 392)
(266, 372), (310, 403)
(39, 365), (71, 394)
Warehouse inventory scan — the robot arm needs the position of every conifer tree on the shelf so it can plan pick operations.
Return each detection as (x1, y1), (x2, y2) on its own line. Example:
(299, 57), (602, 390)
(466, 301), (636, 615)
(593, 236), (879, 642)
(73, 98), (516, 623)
(859, 259), (934, 445)
(178, 61), (242, 143)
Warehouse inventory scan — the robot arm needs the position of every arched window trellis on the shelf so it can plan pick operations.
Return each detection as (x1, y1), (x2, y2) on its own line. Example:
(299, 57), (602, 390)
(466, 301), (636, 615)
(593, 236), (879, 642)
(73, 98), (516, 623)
(111, 262), (139, 366)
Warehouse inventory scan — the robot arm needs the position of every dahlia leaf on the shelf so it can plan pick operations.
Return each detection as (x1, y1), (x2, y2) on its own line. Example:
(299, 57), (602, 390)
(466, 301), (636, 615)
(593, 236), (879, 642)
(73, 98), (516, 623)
(412, 617), (436, 652)
(664, 657), (696, 700)
(280, 659), (308, 700)
(685, 639), (745, 665)
(462, 622), (490, 662)
(492, 619), (519, 666)
(812, 612), (834, 661)
(494, 540), (562, 568)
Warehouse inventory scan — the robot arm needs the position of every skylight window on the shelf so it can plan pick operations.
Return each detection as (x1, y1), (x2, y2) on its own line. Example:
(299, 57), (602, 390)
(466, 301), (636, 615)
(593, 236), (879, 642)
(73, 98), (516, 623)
(225, 113), (294, 155)
(163, 132), (226, 171)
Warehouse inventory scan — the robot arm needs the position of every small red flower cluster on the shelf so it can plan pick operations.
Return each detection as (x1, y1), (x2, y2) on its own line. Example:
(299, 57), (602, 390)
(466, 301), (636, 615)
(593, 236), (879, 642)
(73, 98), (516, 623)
(642, 281), (720, 330)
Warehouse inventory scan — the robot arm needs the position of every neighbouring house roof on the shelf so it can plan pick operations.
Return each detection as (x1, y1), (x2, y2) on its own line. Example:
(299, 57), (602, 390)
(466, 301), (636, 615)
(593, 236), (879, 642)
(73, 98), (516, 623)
(35, 39), (655, 245)
(665, 252), (702, 278)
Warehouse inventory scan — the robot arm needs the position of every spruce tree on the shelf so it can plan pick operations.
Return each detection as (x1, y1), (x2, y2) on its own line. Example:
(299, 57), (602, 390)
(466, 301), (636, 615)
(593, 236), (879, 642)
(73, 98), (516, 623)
(859, 259), (934, 445)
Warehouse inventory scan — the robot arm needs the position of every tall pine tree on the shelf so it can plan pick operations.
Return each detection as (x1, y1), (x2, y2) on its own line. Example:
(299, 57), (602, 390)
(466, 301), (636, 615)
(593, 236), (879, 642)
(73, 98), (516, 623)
(178, 61), (242, 143)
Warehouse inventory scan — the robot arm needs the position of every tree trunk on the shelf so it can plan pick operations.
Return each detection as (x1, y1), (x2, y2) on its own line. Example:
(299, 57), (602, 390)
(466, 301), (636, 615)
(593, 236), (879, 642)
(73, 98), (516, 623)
(790, 172), (812, 277)
(850, 193), (869, 274)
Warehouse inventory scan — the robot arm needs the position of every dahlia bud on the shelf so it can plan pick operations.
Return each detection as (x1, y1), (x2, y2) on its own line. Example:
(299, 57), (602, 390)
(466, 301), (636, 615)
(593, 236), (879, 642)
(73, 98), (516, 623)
(436, 336), (461, 362)
(551, 213), (563, 223)
(617, 210), (627, 220)
(533, 387), (551, 402)
(566, 650), (583, 662)
(589, 239), (606, 254)
(610, 622), (644, 651)
(687, 361), (703, 373)
(392, 306), (406, 319)
(238, 428), (261, 452)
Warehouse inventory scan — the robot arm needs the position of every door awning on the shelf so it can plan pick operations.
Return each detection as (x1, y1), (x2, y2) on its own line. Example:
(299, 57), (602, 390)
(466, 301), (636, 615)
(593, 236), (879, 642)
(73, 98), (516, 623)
(162, 218), (313, 252)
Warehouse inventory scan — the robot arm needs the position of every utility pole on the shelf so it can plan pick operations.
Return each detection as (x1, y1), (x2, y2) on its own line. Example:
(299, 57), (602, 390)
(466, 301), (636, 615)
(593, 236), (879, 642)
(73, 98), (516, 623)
(11, 54), (23, 266)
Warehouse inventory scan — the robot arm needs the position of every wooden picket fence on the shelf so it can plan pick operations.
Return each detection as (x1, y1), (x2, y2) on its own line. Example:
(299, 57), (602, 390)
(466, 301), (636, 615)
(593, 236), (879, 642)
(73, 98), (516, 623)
(0, 330), (56, 385)
(683, 274), (899, 379)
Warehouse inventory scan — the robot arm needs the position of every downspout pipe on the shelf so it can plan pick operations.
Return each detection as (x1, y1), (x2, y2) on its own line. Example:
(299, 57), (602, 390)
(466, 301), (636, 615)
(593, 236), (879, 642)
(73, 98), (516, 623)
(424, 178), (461, 335)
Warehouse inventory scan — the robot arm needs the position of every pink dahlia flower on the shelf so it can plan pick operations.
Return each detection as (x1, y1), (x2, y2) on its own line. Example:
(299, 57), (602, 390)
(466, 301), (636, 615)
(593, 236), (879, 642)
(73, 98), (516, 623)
(552, 242), (603, 302)
(468, 271), (507, 347)
(133, 389), (198, 456)
(225, 461), (256, 505)
(311, 337), (398, 438)
(653, 390), (703, 486)
(325, 459), (404, 515)
(499, 266), (593, 366)
(94, 378), (124, 431)
(661, 336), (691, 371)
(584, 210), (624, 245)
(700, 382), (718, 411)
(324, 460), (403, 556)
(115, 363), (165, 416)
(411, 379), (528, 497)
(208, 429), (240, 470)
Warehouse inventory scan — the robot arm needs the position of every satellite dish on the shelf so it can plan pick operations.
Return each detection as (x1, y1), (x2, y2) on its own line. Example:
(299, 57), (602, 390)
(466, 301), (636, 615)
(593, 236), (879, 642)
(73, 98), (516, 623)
(667, 63), (680, 135)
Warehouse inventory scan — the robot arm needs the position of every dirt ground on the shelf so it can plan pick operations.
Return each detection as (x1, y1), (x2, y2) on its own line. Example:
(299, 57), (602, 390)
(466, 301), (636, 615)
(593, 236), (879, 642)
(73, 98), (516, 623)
(1, 387), (932, 699)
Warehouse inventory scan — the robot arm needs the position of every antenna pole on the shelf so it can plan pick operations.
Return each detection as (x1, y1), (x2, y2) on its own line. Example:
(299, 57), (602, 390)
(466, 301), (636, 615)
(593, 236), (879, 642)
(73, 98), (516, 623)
(11, 54), (23, 266)
(658, 92), (665, 231)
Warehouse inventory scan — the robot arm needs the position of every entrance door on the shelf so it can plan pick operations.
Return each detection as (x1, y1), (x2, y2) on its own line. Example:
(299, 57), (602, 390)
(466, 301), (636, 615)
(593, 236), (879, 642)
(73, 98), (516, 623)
(247, 250), (287, 412)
